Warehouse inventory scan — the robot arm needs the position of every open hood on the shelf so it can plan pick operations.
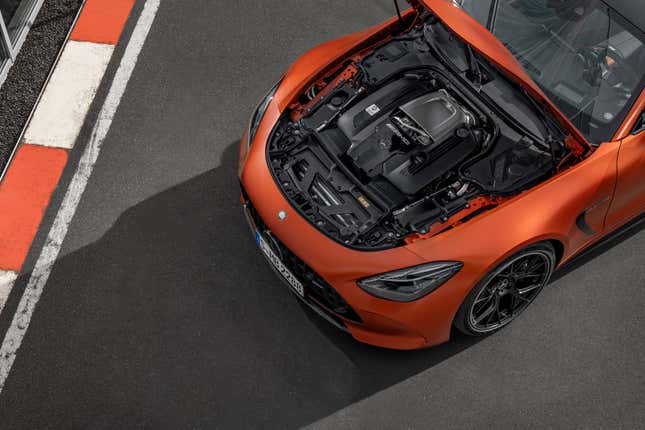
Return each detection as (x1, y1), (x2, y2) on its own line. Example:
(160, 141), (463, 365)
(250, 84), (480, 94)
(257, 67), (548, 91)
(408, 0), (592, 152)
(265, 0), (591, 250)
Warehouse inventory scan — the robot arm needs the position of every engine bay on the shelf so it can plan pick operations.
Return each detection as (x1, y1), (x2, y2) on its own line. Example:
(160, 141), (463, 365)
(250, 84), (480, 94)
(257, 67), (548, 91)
(266, 19), (579, 250)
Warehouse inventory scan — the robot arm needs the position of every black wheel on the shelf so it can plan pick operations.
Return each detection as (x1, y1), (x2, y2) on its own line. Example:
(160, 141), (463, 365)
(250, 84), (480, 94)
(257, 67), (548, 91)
(454, 243), (556, 336)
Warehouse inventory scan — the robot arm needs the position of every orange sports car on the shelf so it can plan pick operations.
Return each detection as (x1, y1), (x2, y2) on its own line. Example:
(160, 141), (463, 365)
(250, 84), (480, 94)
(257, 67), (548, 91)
(238, 0), (645, 349)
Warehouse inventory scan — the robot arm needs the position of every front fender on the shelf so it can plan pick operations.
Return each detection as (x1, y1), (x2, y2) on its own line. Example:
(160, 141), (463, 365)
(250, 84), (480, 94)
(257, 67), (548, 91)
(384, 142), (618, 340)
(408, 141), (620, 282)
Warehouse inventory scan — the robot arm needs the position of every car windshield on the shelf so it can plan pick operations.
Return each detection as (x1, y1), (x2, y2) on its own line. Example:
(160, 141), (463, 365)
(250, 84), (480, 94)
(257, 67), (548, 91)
(458, 0), (645, 144)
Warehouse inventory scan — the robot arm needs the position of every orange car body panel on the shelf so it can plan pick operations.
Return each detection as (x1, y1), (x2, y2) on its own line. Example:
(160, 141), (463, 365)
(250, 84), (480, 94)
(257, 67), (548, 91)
(239, 2), (645, 349)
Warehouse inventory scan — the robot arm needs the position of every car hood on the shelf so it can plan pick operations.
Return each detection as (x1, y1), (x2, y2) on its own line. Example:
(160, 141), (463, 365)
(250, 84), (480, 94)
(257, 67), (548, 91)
(409, 0), (592, 152)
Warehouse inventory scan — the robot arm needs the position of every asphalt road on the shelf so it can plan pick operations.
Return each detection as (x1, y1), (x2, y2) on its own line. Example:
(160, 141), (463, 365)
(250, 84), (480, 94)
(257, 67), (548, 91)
(0, 0), (643, 428)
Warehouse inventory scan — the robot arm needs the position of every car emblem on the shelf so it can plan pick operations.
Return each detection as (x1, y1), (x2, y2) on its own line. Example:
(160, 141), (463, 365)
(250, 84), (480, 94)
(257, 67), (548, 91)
(277, 210), (287, 221)
(365, 104), (380, 116)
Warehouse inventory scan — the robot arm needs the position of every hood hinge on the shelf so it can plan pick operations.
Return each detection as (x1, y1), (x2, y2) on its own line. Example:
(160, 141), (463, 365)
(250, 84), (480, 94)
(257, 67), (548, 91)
(405, 0), (425, 13)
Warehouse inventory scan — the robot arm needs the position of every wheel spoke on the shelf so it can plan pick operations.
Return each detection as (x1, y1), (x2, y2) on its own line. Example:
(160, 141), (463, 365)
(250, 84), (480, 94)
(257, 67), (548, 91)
(525, 259), (546, 275)
(525, 267), (544, 277)
(474, 303), (497, 324)
(517, 284), (541, 295)
(474, 293), (494, 305)
(508, 261), (521, 276)
(512, 293), (531, 304)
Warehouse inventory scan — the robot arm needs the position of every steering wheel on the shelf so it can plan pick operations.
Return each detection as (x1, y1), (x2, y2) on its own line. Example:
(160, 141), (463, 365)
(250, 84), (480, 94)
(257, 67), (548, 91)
(575, 47), (604, 86)
(576, 45), (639, 92)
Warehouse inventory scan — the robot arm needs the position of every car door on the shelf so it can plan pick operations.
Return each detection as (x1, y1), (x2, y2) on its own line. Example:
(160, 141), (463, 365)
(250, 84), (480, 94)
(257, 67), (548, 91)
(605, 110), (645, 229)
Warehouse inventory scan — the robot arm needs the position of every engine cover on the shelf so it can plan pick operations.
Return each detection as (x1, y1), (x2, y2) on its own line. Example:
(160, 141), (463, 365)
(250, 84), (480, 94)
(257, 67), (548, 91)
(340, 86), (476, 195)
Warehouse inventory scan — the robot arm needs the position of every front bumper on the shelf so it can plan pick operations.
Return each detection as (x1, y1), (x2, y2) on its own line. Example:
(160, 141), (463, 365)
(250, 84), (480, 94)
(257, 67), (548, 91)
(239, 121), (478, 349)
(242, 191), (358, 332)
(241, 187), (431, 349)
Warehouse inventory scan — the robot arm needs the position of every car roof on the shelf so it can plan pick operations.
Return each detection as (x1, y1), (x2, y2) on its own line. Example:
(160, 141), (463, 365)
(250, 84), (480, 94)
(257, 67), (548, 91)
(604, 0), (645, 35)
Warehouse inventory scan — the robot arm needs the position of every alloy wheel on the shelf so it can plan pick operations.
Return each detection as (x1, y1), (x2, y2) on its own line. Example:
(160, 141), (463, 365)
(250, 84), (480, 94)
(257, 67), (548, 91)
(468, 251), (553, 333)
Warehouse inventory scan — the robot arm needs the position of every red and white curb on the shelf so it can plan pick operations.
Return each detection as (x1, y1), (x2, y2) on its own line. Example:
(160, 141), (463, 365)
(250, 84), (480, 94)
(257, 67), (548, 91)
(0, 0), (160, 390)
(0, 0), (136, 306)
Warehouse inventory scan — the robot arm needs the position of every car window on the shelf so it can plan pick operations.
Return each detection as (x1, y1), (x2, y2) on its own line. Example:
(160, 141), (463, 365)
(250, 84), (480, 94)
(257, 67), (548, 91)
(487, 0), (645, 144)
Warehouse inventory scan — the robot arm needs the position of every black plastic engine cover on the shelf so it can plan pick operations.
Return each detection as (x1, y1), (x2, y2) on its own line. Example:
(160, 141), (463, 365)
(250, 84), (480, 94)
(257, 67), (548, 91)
(337, 77), (427, 143)
(383, 134), (478, 195)
(338, 78), (477, 195)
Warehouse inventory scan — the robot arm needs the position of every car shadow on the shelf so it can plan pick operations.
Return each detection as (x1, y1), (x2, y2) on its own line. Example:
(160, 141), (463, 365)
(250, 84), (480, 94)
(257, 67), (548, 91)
(0, 141), (640, 429)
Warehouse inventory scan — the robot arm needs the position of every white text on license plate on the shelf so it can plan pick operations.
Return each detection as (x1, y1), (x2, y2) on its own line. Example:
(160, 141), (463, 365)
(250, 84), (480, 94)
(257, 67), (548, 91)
(256, 232), (305, 297)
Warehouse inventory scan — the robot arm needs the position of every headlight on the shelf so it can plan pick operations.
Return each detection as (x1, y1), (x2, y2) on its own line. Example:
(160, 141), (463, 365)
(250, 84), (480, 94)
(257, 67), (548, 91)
(357, 262), (463, 302)
(247, 79), (282, 148)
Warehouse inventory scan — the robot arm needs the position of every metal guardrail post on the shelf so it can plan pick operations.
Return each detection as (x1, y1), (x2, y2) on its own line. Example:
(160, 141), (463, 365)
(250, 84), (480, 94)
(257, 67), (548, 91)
(0, 0), (87, 183)
(0, 0), (46, 87)
(0, 11), (13, 60)
(0, 10), (12, 84)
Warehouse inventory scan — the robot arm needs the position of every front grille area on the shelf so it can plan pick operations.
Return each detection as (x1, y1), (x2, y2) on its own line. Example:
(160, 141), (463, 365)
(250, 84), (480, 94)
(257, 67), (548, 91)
(242, 187), (362, 324)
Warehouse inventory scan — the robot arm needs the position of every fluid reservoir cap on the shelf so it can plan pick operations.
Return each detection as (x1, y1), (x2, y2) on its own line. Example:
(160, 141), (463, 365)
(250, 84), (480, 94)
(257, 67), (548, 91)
(331, 95), (346, 107)
(456, 128), (469, 139)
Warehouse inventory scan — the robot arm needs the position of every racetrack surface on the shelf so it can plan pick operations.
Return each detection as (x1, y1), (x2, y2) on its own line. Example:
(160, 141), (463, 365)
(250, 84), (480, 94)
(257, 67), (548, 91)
(0, 0), (643, 428)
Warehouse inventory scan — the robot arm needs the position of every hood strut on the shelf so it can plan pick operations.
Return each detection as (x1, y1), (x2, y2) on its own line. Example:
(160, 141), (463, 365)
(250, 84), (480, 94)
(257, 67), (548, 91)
(394, 0), (403, 23)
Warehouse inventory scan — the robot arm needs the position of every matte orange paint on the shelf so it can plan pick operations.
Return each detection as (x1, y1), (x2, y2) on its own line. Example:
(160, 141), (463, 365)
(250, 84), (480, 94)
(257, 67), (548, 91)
(0, 145), (68, 271)
(239, 1), (645, 349)
(615, 87), (645, 140)
(606, 129), (645, 229)
(71, 0), (135, 45)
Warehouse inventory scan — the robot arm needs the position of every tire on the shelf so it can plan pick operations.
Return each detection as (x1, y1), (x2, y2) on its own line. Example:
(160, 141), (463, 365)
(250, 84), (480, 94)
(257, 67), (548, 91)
(454, 242), (556, 336)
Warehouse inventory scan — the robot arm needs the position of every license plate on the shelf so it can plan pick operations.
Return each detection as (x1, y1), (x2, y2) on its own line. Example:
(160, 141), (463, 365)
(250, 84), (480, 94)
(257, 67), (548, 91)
(256, 231), (305, 297)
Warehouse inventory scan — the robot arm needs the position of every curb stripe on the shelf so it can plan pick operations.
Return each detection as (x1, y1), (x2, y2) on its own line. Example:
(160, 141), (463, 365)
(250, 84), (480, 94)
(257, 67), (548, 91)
(0, 0), (161, 392)
(71, 0), (136, 45)
(0, 271), (18, 314)
(23, 41), (115, 149)
(0, 145), (68, 271)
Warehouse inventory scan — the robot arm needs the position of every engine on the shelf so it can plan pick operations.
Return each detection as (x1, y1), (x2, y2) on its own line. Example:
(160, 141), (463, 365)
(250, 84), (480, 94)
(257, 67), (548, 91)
(341, 85), (476, 195)
(266, 22), (562, 250)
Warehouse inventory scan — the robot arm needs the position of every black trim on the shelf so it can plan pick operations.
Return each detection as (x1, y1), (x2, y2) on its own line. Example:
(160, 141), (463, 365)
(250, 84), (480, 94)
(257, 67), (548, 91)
(576, 211), (596, 236)
(631, 111), (645, 135)
(556, 211), (645, 276)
